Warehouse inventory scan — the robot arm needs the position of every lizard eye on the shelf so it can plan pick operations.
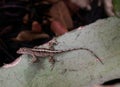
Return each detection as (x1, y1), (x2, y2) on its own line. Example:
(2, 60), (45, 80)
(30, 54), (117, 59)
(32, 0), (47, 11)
(22, 48), (28, 52)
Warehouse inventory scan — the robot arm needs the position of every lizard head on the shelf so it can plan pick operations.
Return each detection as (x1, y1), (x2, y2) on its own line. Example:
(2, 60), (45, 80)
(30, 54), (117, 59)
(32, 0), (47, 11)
(16, 47), (31, 54)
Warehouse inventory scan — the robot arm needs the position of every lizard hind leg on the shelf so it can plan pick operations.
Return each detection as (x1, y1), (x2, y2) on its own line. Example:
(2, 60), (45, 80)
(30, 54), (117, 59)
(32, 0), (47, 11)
(49, 56), (56, 70)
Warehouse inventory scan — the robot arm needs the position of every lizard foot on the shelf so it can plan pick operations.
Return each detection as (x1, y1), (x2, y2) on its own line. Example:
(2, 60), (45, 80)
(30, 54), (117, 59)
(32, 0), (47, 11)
(49, 57), (56, 70)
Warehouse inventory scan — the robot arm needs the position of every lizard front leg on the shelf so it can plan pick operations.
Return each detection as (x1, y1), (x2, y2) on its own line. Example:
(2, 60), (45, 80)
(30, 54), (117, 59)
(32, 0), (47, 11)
(31, 54), (38, 63)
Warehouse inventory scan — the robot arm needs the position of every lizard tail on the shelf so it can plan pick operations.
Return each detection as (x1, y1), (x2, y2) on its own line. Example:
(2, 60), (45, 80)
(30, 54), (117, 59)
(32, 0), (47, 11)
(63, 47), (104, 64)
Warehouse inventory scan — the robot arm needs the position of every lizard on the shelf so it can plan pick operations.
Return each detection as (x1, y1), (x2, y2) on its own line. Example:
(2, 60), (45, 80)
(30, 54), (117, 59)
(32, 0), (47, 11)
(16, 38), (104, 70)
(16, 46), (104, 65)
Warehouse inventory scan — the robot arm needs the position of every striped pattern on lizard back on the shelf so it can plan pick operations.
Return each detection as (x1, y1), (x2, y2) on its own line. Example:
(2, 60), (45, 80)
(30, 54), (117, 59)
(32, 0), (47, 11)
(17, 47), (56, 57)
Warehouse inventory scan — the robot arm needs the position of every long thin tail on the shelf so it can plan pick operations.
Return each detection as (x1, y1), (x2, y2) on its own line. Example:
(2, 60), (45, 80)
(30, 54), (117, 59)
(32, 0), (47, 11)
(62, 47), (104, 64)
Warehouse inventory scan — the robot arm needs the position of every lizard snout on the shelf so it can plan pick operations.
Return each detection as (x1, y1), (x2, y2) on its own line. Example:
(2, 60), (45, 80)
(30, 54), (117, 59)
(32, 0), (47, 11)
(16, 49), (21, 54)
